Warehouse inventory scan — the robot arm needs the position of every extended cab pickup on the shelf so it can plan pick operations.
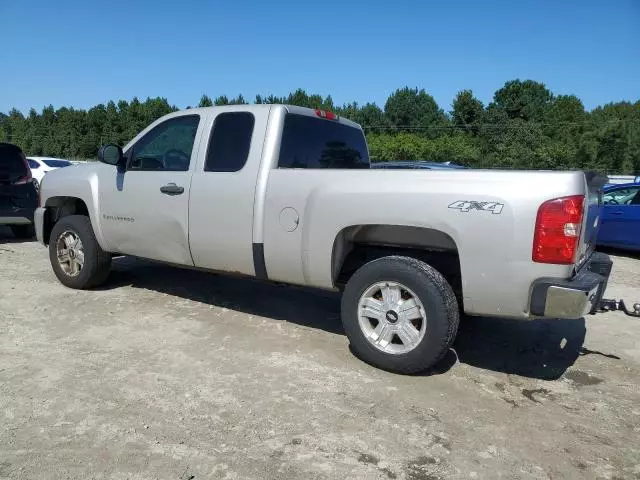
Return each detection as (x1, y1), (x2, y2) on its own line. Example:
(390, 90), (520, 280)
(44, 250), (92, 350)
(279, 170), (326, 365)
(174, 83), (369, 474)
(35, 104), (613, 373)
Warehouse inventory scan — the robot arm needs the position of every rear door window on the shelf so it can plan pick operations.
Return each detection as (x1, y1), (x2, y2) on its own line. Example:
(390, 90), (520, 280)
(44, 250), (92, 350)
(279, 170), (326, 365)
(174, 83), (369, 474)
(278, 114), (369, 169)
(205, 112), (255, 172)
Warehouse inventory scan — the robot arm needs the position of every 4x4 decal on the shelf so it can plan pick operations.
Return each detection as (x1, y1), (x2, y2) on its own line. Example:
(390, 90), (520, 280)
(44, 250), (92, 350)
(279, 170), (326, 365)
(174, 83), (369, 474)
(448, 200), (504, 215)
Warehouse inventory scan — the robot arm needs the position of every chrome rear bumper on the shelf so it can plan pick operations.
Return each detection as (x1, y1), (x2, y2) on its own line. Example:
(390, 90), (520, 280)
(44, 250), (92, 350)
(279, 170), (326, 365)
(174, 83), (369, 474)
(529, 252), (612, 319)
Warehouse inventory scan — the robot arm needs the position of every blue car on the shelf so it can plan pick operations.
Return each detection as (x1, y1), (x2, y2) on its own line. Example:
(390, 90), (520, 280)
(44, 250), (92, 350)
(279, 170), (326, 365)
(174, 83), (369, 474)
(597, 182), (640, 251)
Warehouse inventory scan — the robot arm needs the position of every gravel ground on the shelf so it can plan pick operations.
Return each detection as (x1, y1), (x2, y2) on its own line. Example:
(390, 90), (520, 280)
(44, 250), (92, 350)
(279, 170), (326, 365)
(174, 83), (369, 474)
(1, 226), (639, 480)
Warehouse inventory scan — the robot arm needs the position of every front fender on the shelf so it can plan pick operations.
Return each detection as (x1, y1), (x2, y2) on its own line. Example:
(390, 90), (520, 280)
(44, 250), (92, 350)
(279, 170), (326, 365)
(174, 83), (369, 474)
(40, 165), (108, 251)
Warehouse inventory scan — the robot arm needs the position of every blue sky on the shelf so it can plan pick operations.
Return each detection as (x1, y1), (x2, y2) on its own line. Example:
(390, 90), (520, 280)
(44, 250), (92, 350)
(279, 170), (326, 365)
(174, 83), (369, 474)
(2, 0), (638, 114)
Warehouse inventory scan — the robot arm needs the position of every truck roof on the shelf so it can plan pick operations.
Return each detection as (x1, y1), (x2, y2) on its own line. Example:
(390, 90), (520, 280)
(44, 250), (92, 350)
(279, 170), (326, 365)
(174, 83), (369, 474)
(174, 104), (362, 130)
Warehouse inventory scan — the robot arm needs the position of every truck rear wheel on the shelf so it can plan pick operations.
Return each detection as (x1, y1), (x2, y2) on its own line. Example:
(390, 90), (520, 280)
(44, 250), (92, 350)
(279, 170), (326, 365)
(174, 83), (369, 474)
(341, 256), (459, 374)
(49, 215), (111, 289)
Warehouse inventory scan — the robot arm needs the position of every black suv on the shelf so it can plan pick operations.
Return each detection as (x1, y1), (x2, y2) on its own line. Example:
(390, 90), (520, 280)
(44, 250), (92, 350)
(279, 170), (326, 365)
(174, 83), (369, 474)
(0, 143), (38, 238)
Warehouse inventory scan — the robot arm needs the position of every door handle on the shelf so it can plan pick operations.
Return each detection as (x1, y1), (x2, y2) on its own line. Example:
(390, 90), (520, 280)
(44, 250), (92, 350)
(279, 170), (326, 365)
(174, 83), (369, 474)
(611, 211), (624, 215)
(160, 183), (184, 195)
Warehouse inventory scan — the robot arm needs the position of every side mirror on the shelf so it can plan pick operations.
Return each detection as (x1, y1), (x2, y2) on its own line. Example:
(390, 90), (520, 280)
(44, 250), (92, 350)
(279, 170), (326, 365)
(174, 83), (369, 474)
(98, 144), (126, 171)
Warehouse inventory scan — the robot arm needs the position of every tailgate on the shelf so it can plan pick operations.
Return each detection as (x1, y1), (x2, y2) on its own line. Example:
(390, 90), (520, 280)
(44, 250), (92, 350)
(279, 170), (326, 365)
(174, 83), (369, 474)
(0, 183), (37, 211)
(577, 171), (607, 266)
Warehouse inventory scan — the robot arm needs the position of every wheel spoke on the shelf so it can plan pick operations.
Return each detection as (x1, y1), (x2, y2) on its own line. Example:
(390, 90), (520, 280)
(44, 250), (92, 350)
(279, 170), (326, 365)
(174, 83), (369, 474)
(76, 250), (85, 267)
(397, 321), (420, 347)
(360, 297), (385, 321)
(381, 284), (401, 309)
(399, 298), (422, 321)
(372, 323), (393, 348)
(358, 281), (428, 355)
(56, 231), (85, 276)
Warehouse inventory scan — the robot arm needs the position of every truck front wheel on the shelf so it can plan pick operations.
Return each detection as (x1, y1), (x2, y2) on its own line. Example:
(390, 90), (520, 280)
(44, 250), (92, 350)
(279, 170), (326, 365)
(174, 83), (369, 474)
(341, 256), (459, 374)
(48, 215), (111, 289)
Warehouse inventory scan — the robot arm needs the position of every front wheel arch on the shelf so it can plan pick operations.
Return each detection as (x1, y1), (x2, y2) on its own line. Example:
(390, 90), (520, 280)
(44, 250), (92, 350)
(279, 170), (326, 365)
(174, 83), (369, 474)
(42, 196), (91, 245)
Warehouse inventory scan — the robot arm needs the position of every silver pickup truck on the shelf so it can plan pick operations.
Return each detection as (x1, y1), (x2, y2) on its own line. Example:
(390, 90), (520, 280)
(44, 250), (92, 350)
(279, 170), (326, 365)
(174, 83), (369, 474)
(35, 104), (622, 373)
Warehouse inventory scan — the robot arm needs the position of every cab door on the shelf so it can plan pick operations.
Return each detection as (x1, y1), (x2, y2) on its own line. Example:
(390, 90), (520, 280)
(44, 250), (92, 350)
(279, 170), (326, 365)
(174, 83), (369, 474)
(98, 114), (203, 265)
(188, 107), (268, 276)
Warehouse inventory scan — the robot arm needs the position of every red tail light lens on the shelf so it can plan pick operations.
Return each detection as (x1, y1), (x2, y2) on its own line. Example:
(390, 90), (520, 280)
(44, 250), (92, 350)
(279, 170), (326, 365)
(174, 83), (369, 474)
(14, 153), (33, 184)
(14, 174), (32, 184)
(315, 109), (337, 120)
(532, 195), (584, 265)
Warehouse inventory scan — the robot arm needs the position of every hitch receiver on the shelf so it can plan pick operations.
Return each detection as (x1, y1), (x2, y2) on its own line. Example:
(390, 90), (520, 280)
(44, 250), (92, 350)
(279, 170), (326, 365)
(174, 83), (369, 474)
(598, 298), (640, 318)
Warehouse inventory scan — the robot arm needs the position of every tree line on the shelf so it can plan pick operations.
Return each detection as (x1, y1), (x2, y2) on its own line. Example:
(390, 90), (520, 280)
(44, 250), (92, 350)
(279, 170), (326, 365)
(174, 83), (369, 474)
(1, 80), (638, 174)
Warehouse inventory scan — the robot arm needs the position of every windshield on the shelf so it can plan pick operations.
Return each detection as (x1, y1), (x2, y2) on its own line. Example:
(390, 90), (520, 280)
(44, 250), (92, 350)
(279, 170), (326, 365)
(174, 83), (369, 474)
(43, 159), (72, 168)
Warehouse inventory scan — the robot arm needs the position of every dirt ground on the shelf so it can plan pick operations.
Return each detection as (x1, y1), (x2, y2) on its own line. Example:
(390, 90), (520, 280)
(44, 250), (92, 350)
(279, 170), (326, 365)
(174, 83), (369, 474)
(1, 226), (639, 480)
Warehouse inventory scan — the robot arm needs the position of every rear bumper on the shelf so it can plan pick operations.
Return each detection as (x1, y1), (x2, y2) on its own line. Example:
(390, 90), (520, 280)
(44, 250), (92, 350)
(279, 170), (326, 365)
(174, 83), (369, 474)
(0, 207), (35, 225)
(34, 207), (46, 245)
(529, 252), (612, 319)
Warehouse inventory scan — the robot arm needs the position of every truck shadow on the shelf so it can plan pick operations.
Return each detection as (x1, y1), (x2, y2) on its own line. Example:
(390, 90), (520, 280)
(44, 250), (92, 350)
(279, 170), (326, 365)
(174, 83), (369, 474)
(106, 256), (344, 334)
(0, 226), (35, 244)
(105, 256), (604, 380)
(451, 316), (589, 380)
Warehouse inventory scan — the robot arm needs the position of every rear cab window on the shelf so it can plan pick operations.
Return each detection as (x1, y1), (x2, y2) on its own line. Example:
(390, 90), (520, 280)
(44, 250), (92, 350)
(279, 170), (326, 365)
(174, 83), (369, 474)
(0, 143), (29, 183)
(278, 113), (369, 169)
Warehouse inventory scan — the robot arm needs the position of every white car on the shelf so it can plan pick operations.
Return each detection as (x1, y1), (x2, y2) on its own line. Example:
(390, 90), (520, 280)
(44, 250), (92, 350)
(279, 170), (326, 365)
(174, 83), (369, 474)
(26, 157), (73, 188)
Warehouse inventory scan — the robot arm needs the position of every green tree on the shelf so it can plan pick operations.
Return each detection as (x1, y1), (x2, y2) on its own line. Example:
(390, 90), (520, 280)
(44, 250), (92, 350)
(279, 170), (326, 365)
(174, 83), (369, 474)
(229, 94), (247, 105)
(451, 90), (484, 133)
(384, 87), (447, 137)
(1, 85), (637, 172)
(198, 94), (213, 107)
(492, 79), (553, 121)
(214, 95), (229, 106)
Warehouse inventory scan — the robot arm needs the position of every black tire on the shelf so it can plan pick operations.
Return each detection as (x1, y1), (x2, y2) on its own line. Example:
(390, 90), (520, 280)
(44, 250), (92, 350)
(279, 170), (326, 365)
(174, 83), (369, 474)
(49, 215), (111, 289)
(10, 224), (35, 239)
(341, 256), (459, 374)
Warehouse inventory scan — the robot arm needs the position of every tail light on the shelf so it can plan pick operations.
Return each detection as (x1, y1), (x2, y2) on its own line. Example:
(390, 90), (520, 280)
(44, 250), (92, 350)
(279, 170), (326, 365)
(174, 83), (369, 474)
(532, 195), (584, 265)
(13, 170), (32, 184)
(14, 154), (33, 185)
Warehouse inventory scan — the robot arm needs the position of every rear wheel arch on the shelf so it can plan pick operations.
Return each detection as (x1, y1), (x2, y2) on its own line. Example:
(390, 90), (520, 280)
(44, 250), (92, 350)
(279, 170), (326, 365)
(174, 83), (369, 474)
(331, 224), (463, 304)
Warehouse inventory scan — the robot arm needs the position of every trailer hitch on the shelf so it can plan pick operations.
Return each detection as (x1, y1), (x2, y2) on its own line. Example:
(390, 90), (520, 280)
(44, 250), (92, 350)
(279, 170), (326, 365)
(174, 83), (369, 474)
(598, 299), (640, 318)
